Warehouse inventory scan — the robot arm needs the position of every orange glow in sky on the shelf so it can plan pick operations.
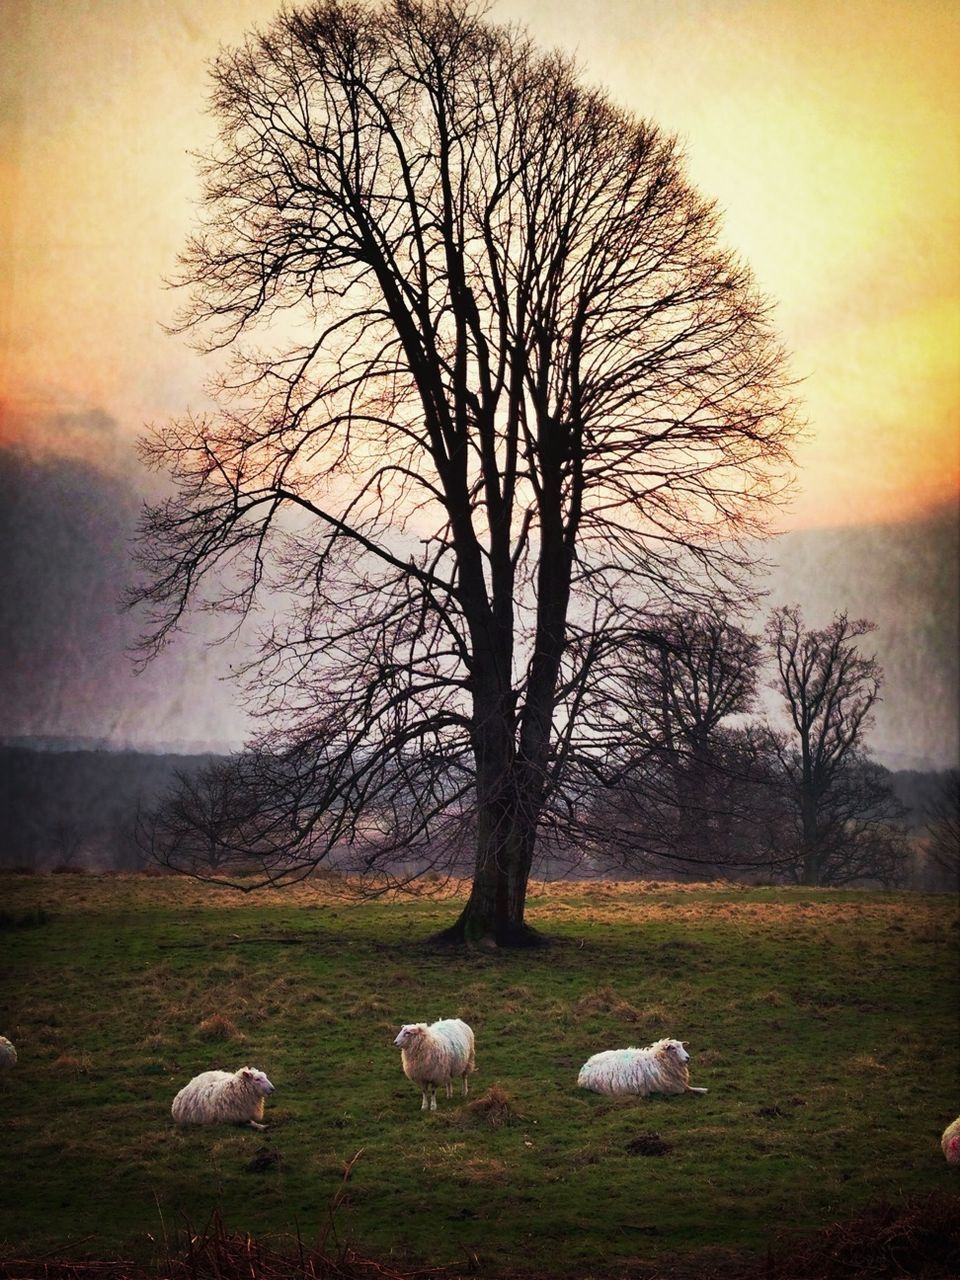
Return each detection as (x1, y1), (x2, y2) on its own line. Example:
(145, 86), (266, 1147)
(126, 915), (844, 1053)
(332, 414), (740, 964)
(1, 0), (958, 530)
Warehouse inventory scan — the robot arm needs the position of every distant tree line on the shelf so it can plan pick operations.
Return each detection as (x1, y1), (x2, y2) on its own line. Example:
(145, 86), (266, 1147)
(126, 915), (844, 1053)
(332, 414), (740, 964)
(3, 609), (955, 893)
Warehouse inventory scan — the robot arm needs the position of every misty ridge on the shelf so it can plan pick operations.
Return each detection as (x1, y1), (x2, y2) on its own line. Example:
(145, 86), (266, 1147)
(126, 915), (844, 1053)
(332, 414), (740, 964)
(0, 742), (220, 873)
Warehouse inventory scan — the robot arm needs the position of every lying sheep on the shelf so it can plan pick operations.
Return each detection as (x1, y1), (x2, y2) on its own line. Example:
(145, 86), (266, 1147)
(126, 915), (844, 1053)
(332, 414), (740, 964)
(171, 1066), (275, 1129)
(577, 1038), (707, 1098)
(0, 1037), (16, 1068)
(394, 1019), (476, 1112)
(943, 1116), (960, 1166)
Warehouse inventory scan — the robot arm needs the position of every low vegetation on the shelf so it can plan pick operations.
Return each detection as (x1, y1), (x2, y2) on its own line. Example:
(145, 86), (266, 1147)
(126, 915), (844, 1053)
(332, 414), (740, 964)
(0, 874), (957, 1276)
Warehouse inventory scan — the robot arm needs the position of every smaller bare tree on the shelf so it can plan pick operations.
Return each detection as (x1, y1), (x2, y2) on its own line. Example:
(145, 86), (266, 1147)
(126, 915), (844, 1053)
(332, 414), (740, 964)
(766, 606), (907, 886)
(923, 770), (960, 890)
(137, 757), (277, 880)
(570, 612), (784, 879)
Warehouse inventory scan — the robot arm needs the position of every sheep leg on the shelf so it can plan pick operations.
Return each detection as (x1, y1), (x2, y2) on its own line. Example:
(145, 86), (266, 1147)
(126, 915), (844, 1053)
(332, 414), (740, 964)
(429, 1085), (438, 1112)
(686, 1086), (708, 1095)
(249, 1120), (268, 1129)
(445, 1080), (454, 1099)
(420, 1088), (430, 1111)
(462, 1073), (469, 1097)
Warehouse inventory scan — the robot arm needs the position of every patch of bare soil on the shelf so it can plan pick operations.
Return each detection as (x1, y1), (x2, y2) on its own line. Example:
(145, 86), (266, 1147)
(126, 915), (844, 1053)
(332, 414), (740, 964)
(625, 1131), (672, 1156)
(243, 1148), (284, 1174)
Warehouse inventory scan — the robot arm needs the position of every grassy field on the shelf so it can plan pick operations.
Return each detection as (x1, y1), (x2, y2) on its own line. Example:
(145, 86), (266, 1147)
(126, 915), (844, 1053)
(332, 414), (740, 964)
(1, 873), (958, 1276)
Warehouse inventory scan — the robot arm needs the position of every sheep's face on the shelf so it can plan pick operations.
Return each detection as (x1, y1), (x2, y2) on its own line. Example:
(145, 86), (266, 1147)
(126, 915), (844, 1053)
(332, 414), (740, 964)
(394, 1024), (425, 1048)
(241, 1067), (275, 1095)
(661, 1039), (690, 1064)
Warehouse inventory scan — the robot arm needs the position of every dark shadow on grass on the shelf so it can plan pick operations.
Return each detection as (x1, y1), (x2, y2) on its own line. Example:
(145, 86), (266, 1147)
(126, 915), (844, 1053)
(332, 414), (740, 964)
(430, 918), (549, 949)
(2, 1191), (958, 1278)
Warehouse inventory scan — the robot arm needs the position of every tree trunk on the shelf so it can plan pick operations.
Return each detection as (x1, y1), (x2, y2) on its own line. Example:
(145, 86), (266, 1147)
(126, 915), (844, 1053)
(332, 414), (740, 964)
(433, 765), (545, 947)
(800, 786), (820, 886)
(434, 433), (570, 948)
(435, 854), (543, 946)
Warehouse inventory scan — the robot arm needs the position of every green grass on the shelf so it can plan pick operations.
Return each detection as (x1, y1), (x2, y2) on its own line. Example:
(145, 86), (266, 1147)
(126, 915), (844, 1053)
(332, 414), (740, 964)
(0, 874), (957, 1275)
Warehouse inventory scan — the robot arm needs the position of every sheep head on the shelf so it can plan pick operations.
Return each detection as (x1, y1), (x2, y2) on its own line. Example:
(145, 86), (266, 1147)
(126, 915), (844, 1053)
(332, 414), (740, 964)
(240, 1067), (275, 1094)
(394, 1024), (427, 1048)
(657, 1039), (690, 1064)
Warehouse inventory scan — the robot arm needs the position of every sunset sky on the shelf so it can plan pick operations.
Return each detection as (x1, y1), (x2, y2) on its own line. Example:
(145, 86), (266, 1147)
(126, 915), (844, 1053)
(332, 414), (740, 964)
(0, 0), (957, 764)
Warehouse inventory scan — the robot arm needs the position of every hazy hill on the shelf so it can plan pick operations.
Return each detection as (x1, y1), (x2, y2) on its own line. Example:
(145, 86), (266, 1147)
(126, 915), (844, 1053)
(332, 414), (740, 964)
(0, 744), (222, 870)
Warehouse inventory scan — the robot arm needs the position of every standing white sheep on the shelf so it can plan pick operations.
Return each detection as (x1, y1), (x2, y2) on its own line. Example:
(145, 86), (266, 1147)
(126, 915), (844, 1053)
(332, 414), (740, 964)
(394, 1019), (476, 1112)
(577, 1038), (707, 1098)
(0, 1037), (16, 1068)
(171, 1066), (275, 1129)
(943, 1116), (960, 1166)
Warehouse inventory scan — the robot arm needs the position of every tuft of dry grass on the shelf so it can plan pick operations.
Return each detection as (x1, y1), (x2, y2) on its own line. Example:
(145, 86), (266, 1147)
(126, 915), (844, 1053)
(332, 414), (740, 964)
(697, 1049), (725, 1067)
(51, 1053), (92, 1074)
(456, 1156), (509, 1184)
(574, 985), (641, 1020)
(848, 1052), (887, 1072)
(422, 1141), (508, 1184)
(197, 1014), (242, 1041)
(453, 1084), (521, 1128)
(755, 989), (789, 1007)
(347, 994), (392, 1016)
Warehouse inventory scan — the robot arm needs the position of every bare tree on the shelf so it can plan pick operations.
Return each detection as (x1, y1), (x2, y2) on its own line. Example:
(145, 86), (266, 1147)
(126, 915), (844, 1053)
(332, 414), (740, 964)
(643, 614), (772, 879)
(131, 0), (797, 943)
(137, 756), (272, 876)
(571, 613), (783, 878)
(765, 607), (907, 886)
(629, 612), (761, 756)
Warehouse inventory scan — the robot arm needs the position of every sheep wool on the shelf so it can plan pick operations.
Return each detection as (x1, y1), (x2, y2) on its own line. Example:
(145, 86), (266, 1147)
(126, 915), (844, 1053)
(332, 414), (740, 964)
(0, 1037), (16, 1068)
(171, 1066), (275, 1129)
(577, 1038), (707, 1098)
(943, 1117), (960, 1166)
(394, 1018), (476, 1112)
